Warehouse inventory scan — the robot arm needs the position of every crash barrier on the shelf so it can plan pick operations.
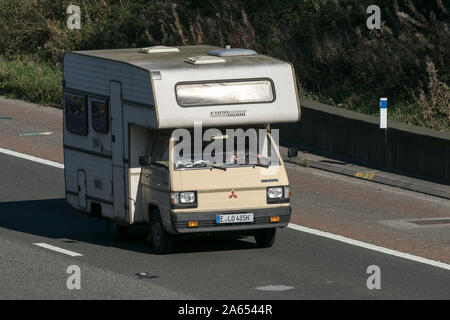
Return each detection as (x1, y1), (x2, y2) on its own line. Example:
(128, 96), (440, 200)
(275, 99), (450, 185)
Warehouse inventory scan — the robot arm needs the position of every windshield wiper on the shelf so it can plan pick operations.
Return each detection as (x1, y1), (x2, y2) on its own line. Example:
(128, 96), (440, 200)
(175, 161), (193, 168)
(178, 160), (226, 171)
(242, 155), (271, 168)
(196, 160), (226, 171)
(206, 163), (227, 171)
(253, 162), (270, 168)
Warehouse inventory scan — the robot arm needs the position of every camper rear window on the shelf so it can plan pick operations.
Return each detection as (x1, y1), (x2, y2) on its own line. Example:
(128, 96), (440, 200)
(65, 94), (88, 135)
(175, 79), (275, 107)
(91, 99), (109, 133)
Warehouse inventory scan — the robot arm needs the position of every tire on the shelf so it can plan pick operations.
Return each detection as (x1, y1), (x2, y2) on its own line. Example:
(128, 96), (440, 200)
(107, 220), (128, 241)
(255, 228), (276, 248)
(150, 209), (174, 254)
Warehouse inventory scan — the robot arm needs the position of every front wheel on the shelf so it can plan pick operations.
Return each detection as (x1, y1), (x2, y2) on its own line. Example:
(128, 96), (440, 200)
(150, 209), (174, 254)
(255, 228), (276, 248)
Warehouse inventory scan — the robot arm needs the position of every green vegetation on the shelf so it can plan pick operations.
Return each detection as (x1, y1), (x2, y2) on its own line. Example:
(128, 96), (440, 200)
(0, 55), (62, 104)
(0, 0), (448, 131)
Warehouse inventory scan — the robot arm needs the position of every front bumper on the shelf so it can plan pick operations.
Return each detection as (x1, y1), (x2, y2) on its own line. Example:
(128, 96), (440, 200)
(170, 206), (291, 233)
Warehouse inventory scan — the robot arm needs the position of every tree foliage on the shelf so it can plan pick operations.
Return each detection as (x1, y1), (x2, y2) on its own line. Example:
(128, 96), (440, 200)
(0, 0), (448, 130)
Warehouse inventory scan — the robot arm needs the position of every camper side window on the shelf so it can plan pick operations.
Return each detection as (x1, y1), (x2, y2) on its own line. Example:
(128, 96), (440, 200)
(91, 99), (109, 133)
(65, 94), (88, 135)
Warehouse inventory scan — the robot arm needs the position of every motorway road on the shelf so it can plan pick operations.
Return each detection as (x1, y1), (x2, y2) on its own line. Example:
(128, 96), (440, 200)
(1, 97), (450, 299)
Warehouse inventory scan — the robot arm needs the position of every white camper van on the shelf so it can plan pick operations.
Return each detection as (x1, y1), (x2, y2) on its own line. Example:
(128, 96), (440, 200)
(63, 45), (300, 253)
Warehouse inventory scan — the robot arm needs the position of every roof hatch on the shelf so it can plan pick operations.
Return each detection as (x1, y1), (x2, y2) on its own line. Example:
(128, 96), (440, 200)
(208, 48), (257, 57)
(185, 55), (226, 65)
(139, 46), (180, 54)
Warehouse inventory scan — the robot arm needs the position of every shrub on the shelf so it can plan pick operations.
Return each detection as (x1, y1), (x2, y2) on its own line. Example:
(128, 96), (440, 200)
(0, 55), (62, 105)
(0, 0), (448, 131)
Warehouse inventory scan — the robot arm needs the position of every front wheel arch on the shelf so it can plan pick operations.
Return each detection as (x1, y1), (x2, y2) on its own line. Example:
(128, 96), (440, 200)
(149, 208), (174, 254)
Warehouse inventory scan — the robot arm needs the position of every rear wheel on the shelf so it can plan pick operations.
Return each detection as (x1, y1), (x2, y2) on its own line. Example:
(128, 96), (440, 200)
(107, 220), (128, 241)
(150, 209), (174, 254)
(255, 228), (276, 248)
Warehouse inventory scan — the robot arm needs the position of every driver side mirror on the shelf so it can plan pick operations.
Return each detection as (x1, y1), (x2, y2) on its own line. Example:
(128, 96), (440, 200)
(139, 156), (152, 166)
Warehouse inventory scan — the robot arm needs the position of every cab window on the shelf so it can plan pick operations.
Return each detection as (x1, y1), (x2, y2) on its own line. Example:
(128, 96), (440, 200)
(151, 133), (170, 162)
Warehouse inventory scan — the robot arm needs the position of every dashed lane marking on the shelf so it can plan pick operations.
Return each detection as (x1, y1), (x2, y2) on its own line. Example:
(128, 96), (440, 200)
(33, 243), (83, 257)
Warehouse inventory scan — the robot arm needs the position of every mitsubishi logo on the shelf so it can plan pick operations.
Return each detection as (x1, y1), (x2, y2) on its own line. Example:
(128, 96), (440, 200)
(228, 189), (237, 199)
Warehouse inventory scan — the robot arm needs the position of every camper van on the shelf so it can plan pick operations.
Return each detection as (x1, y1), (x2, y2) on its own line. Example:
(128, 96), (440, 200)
(62, 45), (300, 253)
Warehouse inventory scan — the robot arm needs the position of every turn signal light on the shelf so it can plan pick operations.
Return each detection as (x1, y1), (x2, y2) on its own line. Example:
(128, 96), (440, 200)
(188, 221), (198, 228)
(270, 216), (280, 223)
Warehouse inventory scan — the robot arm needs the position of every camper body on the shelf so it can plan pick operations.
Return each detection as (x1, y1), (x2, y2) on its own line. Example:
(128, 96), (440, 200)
(62, 45), (300, 253)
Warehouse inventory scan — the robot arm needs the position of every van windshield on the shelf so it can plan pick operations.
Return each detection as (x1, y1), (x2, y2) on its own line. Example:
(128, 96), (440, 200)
(172, 128), (279, 170)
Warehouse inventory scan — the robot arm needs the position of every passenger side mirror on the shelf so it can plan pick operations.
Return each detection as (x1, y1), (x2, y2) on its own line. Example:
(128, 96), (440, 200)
(139, 156), (152, 166)
(287, 147), (298, 158)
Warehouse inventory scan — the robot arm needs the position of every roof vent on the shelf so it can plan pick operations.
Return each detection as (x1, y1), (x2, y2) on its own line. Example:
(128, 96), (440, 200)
(139, 46), (180, 54)
(185, 55), (226, 65)
(208, 48), (257, 57)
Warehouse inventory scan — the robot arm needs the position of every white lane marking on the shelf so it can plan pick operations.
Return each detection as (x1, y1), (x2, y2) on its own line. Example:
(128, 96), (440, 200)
(255, 285), (294, 291)
(288, 223), (450, 271)
(0, 147), (64, 169)
(19, 132), (53, 136)
(33, 243), (83, 257)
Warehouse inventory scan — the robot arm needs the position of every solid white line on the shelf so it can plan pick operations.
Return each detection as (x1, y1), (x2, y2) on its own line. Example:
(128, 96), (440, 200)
(33, 243), (82, 257)
(288, 223), (450, 271)
(0, 147), (64, 169)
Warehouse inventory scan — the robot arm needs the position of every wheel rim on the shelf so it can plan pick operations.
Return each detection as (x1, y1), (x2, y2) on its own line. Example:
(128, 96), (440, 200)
(154, 221), (162, 243)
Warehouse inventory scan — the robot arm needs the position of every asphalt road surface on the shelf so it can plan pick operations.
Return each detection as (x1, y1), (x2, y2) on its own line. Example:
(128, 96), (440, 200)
(1, 97), (450, 299)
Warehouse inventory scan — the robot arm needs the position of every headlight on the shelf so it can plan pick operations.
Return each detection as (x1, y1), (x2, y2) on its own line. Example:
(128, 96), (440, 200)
(267, 187), (283, 199)
(170, 191), (197, 208)
(267, 186), (290, 203)
(180, 191), (195, 204)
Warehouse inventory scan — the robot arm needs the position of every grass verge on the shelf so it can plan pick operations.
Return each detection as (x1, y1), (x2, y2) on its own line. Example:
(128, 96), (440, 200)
(0, 55), (62, 105)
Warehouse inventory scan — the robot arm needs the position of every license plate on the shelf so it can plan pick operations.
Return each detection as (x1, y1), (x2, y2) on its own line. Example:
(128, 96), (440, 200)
(216, 213), (254, 224)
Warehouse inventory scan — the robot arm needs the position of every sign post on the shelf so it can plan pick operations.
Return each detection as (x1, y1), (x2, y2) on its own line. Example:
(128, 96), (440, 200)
(380, 98), (387, 144)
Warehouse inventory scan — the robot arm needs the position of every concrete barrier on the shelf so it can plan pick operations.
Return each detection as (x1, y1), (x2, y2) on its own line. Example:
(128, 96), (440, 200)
(275, 99), (450, 185)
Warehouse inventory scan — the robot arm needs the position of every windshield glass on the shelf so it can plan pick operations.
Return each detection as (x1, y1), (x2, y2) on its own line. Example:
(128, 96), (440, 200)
(172, 127), (279, 170)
